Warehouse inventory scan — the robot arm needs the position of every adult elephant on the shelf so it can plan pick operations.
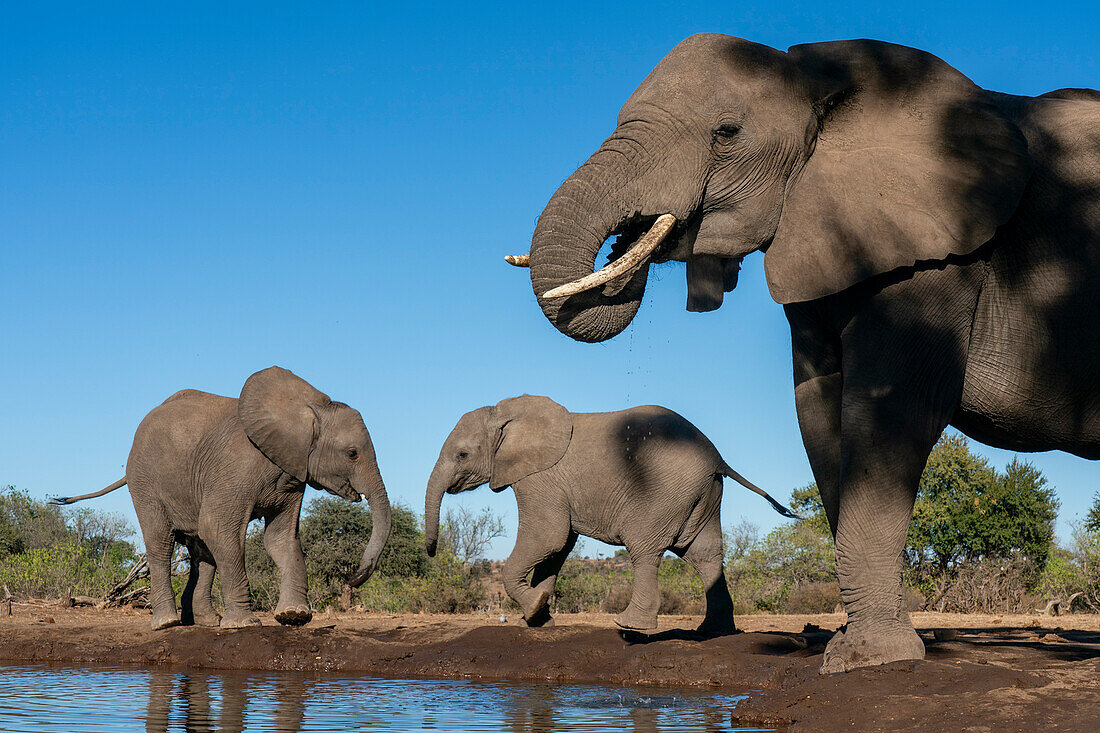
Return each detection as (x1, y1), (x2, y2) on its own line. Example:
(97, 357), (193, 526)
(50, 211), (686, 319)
(508, 34), (1099, 673)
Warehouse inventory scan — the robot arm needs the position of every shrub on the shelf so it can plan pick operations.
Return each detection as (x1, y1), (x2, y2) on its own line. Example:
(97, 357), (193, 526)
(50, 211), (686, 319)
(0, 487), (142, 600)
(243, 496), (488, 613)
(784, 581), (841, 614)
(359, 551), (486, 613)
(550, 554), (705, 615)
(553, 557), (623, 613)
(728, 522), (835, 613)
(932, 557), (1036, 614)
(1, 486), (70, 551)
(0, 540), (142, 598)
(0, 516), (23, 558)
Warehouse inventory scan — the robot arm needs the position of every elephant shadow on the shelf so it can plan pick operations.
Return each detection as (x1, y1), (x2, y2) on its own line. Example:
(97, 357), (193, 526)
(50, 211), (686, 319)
(922, 626), (1100, 664)
(617, 627), (743, 644)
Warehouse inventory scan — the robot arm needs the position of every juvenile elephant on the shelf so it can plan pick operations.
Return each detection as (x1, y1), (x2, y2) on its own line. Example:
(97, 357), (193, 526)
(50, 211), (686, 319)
(55, 366), (391, 630)
(509, 35), (1099, 671)
(423, 395), (795, 631)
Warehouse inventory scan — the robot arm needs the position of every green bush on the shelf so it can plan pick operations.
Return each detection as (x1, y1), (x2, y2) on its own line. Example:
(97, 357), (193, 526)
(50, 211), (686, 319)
(244, 496), (486, 613)
(548, 554), (706, 615)
(0, 540), (141, 598)
(728, 521), (835, 613)
(552, 558), (623, 613)
(360, 551), (486, 614)
(0, 516), (23, 559)
(656, 558), (705, 614)
(1, 486), (70, 551)
(0, 486), (141, 599)
(784, 581), (841, 614)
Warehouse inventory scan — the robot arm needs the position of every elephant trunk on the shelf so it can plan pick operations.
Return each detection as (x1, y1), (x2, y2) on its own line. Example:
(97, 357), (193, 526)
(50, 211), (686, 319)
(348, 475), (391, 588)
(529, 153), (654, 344)
(424, 461), (450, 557)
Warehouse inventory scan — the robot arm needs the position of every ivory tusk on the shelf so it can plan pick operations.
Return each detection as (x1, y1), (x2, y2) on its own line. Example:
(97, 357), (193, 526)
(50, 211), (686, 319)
(504, 254), (530, 267)
(541, 214), (676, 300)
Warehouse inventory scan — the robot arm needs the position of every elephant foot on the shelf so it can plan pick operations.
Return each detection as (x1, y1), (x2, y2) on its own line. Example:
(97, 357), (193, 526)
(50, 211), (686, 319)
(274, 606), (313, 627)
(515, 588), (551, 627)
(614, 607), (658, 631)
(180, 607), (222, 627)
(192, 612), (222, 627)
(219, 613), (262, 629)
(820, 618), (925, 674)
(150, 613), (181, 631)
(520, 604), (555, 628)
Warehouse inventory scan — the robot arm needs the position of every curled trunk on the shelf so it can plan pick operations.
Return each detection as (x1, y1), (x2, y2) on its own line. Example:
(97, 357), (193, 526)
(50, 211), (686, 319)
(529, 157), (651, 344)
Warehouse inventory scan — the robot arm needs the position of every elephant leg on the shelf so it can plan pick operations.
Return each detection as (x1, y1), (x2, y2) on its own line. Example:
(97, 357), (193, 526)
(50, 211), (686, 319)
(795, 374), (842, 535)
(788, 302), (844, 536)
(823, 403), (941, 673)
(192, 557), (220, 626)
(179, 541), (200, 626)
(615, 550), (662, 631)
(201, 508), (259, 629)
(264, 500), (312, 627)
(180, 537), (220, 627)
(135, 504), (179, 630)
(680, 517), (735, 635)
(502, 516), (569, 627)
(823, 280), (975, 672)
(525, 532), (578, 627)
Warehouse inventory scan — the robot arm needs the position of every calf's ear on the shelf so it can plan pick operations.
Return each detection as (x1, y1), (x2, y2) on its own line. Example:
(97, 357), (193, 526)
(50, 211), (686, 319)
(238, 366), (330, 482)
(489, 395), (573, 490)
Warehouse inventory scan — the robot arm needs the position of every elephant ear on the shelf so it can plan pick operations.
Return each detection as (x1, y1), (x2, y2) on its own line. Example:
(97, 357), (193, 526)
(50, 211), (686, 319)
(765, 40), (1032, 304)
(238, 366), (331, 482)
(489, 395), (573, 490)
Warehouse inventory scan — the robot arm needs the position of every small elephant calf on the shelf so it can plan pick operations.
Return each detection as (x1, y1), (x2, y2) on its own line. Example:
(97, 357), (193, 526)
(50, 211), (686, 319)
(424, 395), (796, 632)
(55, 366), (391, 630)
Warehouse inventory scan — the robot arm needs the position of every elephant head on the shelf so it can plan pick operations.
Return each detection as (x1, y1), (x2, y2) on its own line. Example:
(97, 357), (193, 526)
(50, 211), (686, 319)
(238, 366), (391, 587)
(513, 34), (1032, 341)
(424, 395), (572, 556)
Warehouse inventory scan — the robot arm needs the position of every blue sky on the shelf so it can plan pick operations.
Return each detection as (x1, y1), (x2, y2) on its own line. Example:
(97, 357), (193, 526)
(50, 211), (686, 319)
(2, 2), (1096, 559)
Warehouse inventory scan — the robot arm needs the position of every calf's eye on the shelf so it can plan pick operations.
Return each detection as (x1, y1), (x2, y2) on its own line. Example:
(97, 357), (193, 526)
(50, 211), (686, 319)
(346, 448), (359, 461)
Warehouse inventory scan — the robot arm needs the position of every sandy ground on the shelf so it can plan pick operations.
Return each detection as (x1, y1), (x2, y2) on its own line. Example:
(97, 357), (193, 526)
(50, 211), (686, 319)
(2, 606), (1100, 731)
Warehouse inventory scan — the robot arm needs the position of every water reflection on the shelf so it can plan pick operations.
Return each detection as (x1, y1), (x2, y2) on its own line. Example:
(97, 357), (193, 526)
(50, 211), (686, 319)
(0, 664), (775, 732)
(145, 672), (305, 733)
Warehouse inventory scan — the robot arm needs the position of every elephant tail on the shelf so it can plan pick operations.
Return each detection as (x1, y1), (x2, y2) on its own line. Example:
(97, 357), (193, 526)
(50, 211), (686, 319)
(51, 477), (128, 506)
(719, 463), (801, 519)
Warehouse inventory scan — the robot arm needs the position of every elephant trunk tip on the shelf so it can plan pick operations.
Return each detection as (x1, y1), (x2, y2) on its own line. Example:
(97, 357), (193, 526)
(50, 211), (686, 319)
(348, 562), (376, 588)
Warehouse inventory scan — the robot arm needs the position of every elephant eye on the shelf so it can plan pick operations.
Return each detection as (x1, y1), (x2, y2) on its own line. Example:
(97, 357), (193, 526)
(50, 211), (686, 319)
(457, 451), (469, 461)
(713, 123), (741, 143)
(346, 448), (359, 461)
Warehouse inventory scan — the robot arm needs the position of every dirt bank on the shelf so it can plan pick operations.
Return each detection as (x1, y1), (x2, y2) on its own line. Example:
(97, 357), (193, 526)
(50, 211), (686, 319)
(2, 607), (1099, 731)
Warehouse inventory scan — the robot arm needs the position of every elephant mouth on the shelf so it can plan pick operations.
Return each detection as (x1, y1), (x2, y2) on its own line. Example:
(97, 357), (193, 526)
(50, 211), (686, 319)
(508, 213), (679, 299)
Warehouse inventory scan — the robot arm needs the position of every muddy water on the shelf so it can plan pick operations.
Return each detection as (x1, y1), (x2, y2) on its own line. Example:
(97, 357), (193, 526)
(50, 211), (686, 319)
(0, 664), (776, 732)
